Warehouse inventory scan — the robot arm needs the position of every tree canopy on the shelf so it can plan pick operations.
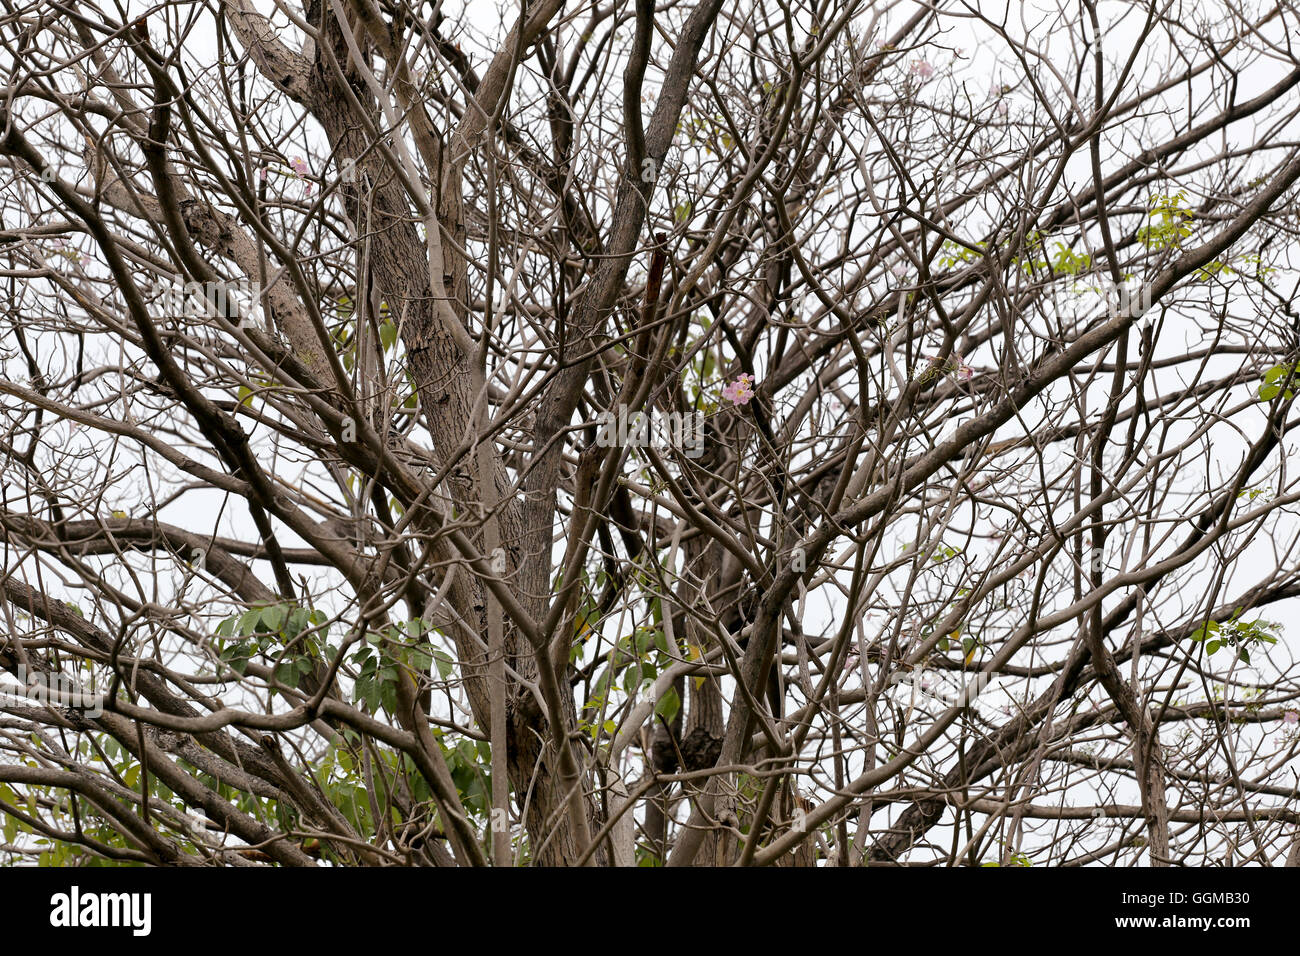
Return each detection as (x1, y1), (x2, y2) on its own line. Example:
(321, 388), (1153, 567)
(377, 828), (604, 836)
(2, 0), (1300, 866)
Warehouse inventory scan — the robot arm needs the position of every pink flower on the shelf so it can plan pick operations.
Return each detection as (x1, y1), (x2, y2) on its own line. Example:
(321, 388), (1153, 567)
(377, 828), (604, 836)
(996, 100), (1009, 117)
(911, 59), (935, 79)
(721, 373), (755, 405)
(927, 352), (974, 381)
(1284, 710), (1298, 725)
(891, 263), (909, 278)
(258, 166), (268, 182)
(290, 156), (309, 177)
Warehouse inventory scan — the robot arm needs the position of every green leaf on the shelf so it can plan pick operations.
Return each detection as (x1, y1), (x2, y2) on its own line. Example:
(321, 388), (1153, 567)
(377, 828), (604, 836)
(273, 660), (299, 688)
(237, 608), (264, 635)
(1259, 363), (1297, 402)
(456, 739), (478, 767)
(622, 663), (644, 693)
(655, 686), (681, 722)
(432, 649), (454, 680)
(260, 604), (287, 633)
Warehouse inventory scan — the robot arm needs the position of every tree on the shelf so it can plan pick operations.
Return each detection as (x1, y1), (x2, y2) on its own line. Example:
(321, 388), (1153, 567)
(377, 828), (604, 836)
(1, 0), (1300, 867)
